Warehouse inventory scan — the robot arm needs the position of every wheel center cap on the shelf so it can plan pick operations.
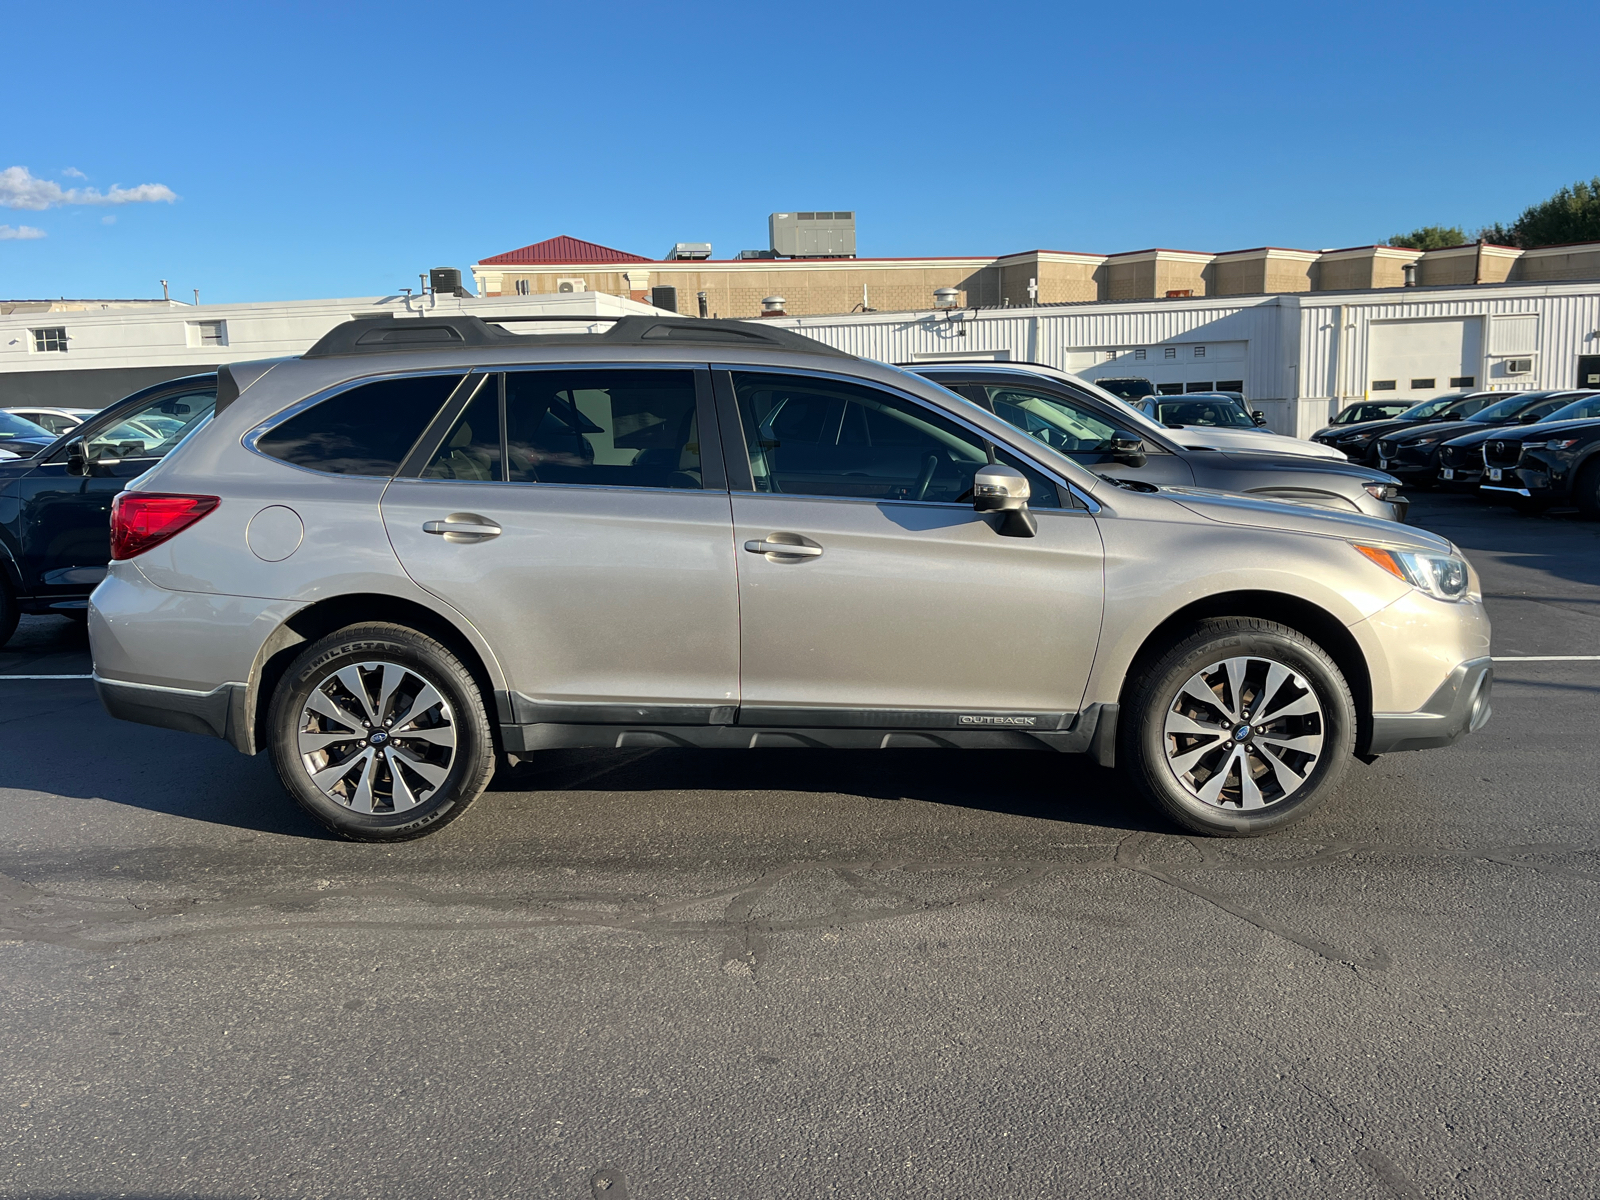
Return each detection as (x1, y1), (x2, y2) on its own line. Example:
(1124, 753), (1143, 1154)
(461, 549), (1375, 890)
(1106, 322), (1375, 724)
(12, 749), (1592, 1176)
(368, 730), (389, 746)
(1233, 724), (1251, 742)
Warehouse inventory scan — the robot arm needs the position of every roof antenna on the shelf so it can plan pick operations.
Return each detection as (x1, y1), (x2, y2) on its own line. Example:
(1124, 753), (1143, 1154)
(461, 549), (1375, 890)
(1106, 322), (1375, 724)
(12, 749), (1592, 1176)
(159, 279), (169, 301)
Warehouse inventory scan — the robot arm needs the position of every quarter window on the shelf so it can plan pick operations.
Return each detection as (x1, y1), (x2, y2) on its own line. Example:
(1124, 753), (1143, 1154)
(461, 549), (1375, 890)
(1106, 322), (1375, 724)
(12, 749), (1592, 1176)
(731, 372), (1060, 508)
(257, 373), (464, 475)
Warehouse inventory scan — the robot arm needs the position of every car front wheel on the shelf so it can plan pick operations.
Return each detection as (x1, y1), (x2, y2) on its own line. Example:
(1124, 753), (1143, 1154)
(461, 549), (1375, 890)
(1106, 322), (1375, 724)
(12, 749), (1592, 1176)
(268, 623), (494, 841)
(1120, 618), (1356, 837)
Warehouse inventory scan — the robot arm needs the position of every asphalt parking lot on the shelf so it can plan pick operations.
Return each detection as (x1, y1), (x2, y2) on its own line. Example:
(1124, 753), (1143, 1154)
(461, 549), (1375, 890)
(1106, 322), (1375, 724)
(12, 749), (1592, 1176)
(2, 493), (1597, 1200)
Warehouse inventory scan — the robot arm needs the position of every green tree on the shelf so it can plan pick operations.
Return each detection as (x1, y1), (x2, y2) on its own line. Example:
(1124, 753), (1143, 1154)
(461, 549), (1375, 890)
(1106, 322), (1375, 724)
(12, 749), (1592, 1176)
(1507, 177), (1600, 248)
(1387, 225), (1467, 250)
(1473, 222), (1520, 248)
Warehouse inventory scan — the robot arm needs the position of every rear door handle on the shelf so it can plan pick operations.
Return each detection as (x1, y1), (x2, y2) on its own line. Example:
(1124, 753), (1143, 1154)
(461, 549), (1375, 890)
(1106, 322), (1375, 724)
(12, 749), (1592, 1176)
(744, 535), (823, 559)
(423, 513), (502, 542)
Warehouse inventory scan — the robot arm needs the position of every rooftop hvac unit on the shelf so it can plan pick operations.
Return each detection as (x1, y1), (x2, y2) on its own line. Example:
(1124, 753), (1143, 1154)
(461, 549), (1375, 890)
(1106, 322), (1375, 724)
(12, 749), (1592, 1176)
(1506, 357), (1534, 375)
(769, 211), (856, 258)
(665, 243), (712, 261)
(429, 267), (468, 296)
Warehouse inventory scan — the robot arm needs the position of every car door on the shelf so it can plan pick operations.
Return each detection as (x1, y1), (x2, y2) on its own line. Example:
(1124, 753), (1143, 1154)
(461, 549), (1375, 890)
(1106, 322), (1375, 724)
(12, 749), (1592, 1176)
(954, 379), (1196, 489)
(719, 367), (1105, 726)
(13, 384), (216, 603)
(381, 366), (742, 726)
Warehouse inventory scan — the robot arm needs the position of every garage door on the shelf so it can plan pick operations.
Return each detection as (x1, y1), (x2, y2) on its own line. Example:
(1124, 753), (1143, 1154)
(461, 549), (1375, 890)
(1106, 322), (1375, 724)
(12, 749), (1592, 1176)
(1366, 317), (1483, 401)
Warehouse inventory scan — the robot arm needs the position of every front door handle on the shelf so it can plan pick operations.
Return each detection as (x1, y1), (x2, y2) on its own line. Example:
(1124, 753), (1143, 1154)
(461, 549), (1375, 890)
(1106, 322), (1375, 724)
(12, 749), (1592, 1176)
(422, 513), (502, 542)
(744, 535), (823, 559)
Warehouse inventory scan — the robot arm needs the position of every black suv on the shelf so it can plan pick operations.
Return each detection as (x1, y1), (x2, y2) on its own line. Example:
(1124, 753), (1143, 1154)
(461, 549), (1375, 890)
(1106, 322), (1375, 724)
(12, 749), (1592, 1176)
(1374, 391), (1594, 486)
(1311, 392), (1497, 463)
(0, 374), (217, 646)
(1481, 414), (1600, 515)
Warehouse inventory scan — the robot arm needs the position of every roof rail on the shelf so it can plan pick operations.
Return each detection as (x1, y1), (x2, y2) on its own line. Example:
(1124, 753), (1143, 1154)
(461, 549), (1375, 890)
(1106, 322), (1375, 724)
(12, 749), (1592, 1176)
(302, 314), (853, 359)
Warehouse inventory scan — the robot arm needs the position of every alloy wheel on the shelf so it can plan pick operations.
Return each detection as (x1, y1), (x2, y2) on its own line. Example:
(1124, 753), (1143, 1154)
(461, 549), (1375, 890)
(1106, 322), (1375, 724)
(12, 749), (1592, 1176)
(1162, 656), (1325, 810)
(296, 661), (457, 814)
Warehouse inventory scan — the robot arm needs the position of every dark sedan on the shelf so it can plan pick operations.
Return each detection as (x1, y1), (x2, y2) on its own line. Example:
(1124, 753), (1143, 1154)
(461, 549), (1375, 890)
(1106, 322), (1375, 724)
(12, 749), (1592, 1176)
(1311, 391), (1497, 463)
(1481, 414), (1600, 516)
(0, 373), (217, 647)
(0, 410), (57, 460)
(1438, 392), (1600, 489)
(1375, 391), (1595, 486)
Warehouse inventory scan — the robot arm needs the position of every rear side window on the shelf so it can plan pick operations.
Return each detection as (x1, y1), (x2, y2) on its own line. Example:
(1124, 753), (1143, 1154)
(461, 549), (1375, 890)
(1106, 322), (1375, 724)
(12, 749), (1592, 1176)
(257, 373), (464, 475)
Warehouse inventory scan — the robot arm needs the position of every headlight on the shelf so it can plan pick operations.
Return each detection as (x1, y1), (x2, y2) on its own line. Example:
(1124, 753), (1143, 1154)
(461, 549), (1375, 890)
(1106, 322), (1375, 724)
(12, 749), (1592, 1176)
(1339, 431), (1377, 443)
(1530, 438), (1581, 451)
(1355, 545), (1472, 601)
(1363, 482), (1400, 501)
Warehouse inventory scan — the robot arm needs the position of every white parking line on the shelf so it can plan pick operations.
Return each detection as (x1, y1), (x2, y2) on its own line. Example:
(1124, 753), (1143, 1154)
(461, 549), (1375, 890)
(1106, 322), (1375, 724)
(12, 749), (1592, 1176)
(1493, 655), (1600, 662)
(0, 674), (94, 680)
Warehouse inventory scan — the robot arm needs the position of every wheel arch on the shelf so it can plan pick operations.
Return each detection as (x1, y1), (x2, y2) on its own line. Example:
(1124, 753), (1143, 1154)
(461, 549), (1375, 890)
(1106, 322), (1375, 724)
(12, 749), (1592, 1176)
(241, 592), (504, 757)
(1112, 590), (1374, 756)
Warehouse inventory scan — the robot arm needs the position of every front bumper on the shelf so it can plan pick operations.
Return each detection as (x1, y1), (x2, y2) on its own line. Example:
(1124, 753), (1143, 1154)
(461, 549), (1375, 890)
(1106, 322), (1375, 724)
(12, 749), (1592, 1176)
(1367, 657), (1493, 754)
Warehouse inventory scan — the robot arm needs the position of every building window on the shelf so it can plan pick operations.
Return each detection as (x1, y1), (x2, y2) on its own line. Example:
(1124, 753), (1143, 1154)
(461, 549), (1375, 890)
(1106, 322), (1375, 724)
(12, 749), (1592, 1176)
(1164, 347), (1177, 359)
(31, 327), (67, 353)
(1216, 380), (1244, 392)
(1371, 380), (1397, 390)
(1185, 382), (1216, 393)
(1156, 383), (1185, 395)
(197, 321), (225, 346)
(1105, 350), (1118, 362)
(1450, 375), (1475, 388)
(1134, 348), (1146, 360)
(1411, 378), (1436, 390)
(1193, 346), (1206, 359)
(515, 279), (530, 296)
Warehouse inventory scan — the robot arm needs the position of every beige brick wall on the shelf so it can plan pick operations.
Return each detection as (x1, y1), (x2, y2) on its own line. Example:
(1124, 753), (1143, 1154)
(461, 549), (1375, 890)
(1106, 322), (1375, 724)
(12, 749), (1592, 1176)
(1106, 259), (1156, 300)
(1263, 258), (1315, 293)
(1212, 258), (1264, 296)
(1316, 256), (1374, 291)
(1153, 259), (1209, 297)
(1512, 246), (1600, 283)
(1416, 252), (1476, 287)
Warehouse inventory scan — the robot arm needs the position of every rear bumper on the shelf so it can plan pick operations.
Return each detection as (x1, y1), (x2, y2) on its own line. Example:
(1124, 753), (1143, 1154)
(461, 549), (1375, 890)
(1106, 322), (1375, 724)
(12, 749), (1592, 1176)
(1366, 657), (1493, 754)
(94, 674), (250, 750)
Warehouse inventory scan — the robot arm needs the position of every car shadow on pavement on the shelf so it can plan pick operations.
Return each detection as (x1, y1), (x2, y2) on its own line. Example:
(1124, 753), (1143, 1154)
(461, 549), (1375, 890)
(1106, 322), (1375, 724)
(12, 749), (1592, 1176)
(493, 746), (1169, 835)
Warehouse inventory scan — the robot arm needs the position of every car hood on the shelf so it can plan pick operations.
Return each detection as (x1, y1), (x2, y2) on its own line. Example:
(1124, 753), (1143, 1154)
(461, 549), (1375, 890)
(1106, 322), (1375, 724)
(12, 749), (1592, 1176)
(1485, 416), (1600, 441)
(1167, 426), (1346, 460)
(1380, 420), (1498, 445)
(1439, 425), (1507, 449)
(1312, 417), (1424, 441)
(1163, 487), (1452, 551)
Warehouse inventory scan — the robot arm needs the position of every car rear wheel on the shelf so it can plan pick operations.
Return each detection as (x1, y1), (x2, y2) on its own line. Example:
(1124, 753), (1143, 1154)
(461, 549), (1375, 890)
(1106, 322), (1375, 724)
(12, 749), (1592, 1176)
(1575, 460), (1600, 520)
(268, 623), (494, 841)
(1119, 618), (1356, 837)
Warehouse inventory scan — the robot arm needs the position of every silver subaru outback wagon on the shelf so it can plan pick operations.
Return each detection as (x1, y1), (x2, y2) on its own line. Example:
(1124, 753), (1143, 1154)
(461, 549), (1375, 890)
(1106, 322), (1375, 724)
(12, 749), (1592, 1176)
(89, 315), (1493, 841)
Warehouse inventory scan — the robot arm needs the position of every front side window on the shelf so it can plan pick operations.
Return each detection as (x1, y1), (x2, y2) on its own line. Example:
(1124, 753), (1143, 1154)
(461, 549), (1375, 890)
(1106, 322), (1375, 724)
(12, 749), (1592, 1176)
(82, 388), (217, 462)
(257, 373), (462, 475)
(731, 372), (1059, 508)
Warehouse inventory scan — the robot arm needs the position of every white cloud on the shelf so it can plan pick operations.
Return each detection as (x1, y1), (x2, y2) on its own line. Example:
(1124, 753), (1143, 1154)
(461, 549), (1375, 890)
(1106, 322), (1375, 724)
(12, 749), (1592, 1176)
(102, 214), (116, 225)
(61, 167), (88, 179)
(0, 224), (47, 240)
(0, 165), (177, 211)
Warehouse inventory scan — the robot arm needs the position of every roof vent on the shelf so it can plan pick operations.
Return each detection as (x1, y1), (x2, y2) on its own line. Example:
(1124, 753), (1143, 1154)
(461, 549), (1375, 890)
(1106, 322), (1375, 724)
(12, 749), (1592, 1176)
(934, 287), (962, 309)
(760, 296), (787, 318)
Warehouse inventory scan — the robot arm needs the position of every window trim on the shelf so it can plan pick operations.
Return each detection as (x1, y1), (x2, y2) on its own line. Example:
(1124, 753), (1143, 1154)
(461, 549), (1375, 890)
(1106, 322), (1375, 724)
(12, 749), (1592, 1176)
(244, 368), (474, 479)
(393, 363), (726, 493)
(711, 363), (1099, 514)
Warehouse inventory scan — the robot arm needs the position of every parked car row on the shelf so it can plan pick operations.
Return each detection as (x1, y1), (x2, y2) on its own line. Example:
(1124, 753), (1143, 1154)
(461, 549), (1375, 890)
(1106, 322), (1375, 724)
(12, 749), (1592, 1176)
(1313, 389), (1600, 516)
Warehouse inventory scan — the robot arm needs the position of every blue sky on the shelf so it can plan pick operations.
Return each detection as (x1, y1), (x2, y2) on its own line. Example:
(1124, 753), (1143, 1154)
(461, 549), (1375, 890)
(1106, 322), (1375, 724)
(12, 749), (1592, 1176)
(4, 0), (1596, 303)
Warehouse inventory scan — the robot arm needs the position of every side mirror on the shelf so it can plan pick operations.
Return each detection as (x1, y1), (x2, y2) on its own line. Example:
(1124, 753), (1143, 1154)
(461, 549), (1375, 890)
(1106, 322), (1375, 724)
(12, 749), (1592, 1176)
(1111, 434), (1147, 468)
(971, 463), (1037, 538)
(1517, 412), (1542, 423)
(1442, 412), (1465, 421)
(1251, 410), (1268, 426)
(65, 438), (89, 477)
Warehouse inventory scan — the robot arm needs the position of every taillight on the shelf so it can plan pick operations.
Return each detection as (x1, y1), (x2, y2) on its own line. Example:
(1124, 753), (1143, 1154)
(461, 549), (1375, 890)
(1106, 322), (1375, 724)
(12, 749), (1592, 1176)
(110, 492), (220, 560)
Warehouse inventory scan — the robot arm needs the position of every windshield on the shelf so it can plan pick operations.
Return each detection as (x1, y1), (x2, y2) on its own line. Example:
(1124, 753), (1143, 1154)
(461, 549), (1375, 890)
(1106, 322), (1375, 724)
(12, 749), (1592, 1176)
(1400, 393), (1484, 420)
(1471, 395), (1542, 423)
(1153, 398), (1256, 429)
(1544, 396), (1600, 423)
(0, 411), (52, 441)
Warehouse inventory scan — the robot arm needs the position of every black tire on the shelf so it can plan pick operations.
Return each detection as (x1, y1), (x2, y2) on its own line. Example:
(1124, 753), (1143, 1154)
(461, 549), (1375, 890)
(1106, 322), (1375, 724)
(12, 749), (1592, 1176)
(1119, 618), (1356, 837)
(0, 578), (17, 649)
(267, 623), (494, 841)
(1575, 460), (1600, 521)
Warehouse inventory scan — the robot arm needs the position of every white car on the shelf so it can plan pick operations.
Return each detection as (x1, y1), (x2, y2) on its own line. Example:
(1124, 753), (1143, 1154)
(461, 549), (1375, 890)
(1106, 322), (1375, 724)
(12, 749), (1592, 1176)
(2, 406), (99, 436)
